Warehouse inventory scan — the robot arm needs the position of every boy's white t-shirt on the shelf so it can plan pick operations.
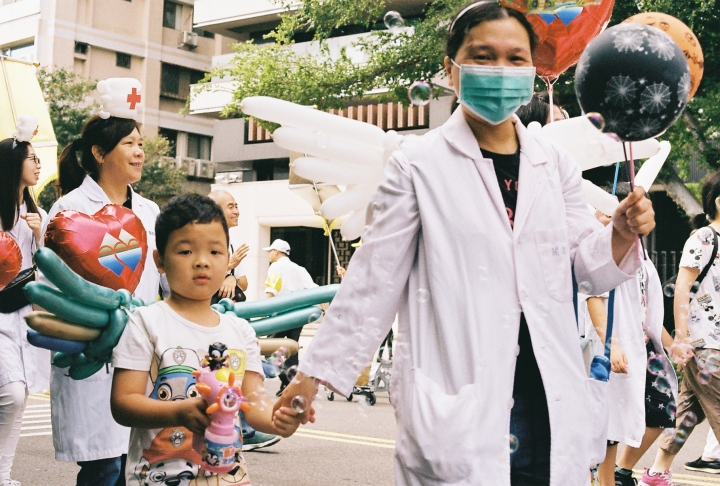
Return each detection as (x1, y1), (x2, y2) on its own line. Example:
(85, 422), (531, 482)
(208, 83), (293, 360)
(113, 301), (263, 486)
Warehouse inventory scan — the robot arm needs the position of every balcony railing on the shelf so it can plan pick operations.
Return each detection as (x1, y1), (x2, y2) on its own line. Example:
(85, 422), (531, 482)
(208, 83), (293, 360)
(246, 100), (430, 144)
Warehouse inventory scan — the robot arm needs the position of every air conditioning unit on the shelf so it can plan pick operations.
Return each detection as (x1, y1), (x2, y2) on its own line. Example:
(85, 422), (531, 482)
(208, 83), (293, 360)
(178, 31), (198, 49)
(177, 157), (196, 176)
(196, 160), (215, 180)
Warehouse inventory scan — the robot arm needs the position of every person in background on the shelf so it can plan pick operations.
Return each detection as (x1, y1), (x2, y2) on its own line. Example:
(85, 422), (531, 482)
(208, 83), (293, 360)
(515, 91), (568, 127)
(264, 239), (318, 395)
(0, 132), (50, 486)
(207, 190), (248, 303)
(641, 173), (720, 486)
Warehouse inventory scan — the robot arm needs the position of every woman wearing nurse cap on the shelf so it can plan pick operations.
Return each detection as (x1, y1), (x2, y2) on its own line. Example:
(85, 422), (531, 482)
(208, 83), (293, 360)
(277, 2), (655, 485)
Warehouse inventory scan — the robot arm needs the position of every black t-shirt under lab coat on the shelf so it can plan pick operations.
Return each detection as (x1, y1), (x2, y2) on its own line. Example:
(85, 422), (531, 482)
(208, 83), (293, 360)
(486, 149), (545, 396)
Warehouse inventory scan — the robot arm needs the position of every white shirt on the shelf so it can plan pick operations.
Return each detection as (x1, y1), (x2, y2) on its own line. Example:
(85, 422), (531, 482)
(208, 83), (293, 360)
(680, 226), (720, 349)
(264, 256), (317, 296)
(299, 110), (639, 485)
(0, 203), (50, 393)
(44, 175), (164, 461)
(113, 301), (263, 486)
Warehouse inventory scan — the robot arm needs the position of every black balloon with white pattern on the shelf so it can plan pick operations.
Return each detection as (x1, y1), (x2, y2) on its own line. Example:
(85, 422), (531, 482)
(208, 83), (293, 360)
(574, 23), (690, 142)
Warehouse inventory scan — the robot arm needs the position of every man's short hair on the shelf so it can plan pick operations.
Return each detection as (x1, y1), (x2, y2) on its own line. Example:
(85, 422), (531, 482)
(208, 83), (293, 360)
(155, 193), (229, 256)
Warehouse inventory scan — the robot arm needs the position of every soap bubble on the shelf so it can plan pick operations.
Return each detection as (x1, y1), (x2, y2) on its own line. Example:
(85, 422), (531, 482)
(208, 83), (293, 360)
(706, 356), (720, 372)
(682, 411), (698, 428)
(577, 281), (592, 294)
(673, 428), (688, 444)
(383, 11), (405, 33)
(371, 201), (385, 213)
(408, 81), (432, 107)
(291, 395), (308, 414)
(653, 376), (671, 394)
(605, 133), (622, 142)
(417, 288), (430, 303)
(698, 369), (711, 385)
(690, 281), (700, 297)
(308, 310), (323, 324)
(647, 355), (664, 375)
(666, 402), (677, 418)
(509, 434), (519, 453)
(663, 283), (675, 297)
(286, 365), (298, 383)
(586, 112), (605, 131)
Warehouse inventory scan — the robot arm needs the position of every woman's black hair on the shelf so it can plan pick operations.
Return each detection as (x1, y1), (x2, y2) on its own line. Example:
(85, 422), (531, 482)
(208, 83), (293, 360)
(516, 94), (550, 127)
(57, 116), (139, 196)
(446, 2), (539, 60)
(692, 172), (720, 230)
(0, 138), (40, 231)
(155, 193), (229, 256)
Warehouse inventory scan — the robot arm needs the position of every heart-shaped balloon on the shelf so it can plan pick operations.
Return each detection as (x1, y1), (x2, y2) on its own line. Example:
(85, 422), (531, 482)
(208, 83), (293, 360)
(44, 205), (147, 292)
(0, 231), (22, 289)
(528, 0), (615, 79)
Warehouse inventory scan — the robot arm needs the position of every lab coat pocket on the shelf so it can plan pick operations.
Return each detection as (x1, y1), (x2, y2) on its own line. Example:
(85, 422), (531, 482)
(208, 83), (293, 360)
(585, 378), (610, 466)
(396, 368), (480, 482)
(534, 227), (572, 302)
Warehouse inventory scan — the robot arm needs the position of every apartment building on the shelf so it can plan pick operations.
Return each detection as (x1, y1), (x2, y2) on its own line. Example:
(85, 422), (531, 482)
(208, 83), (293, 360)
(0, 0), (236, 182)
(188, 0), (454, 298)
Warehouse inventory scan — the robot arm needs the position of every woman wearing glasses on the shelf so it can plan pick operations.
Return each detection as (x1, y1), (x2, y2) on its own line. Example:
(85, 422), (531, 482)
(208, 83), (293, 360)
(0, 134), (50, 486)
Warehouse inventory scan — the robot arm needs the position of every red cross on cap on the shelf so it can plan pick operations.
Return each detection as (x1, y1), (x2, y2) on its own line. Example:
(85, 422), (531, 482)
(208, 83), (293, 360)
(127, 87), (141, 110)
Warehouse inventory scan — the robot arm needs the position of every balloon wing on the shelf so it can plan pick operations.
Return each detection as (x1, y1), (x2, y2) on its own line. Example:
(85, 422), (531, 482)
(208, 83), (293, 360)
(529, 116), (670, 214)
(24, 248), (144, 380)
(241, 96), (403, 240)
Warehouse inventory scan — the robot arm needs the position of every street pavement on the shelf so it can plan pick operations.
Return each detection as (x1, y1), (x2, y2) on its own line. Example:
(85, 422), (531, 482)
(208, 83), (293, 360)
(11, 326), (720, 485)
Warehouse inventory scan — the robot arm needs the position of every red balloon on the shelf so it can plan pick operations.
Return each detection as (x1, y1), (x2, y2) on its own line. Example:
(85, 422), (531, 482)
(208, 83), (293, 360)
(0, 231), (22, 289)
(45, 205), (147, 292)
(529, 0), (615, 79)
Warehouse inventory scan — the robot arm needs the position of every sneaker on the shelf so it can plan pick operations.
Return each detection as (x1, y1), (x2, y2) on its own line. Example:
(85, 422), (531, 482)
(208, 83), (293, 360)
(241, 431), (281, 451)
(615, 469), (637, 486)
(685, 457), (720, 473)
(639, 468), (674, 486)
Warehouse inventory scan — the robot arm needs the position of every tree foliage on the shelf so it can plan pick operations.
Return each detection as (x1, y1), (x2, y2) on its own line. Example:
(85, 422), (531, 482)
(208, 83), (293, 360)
(210, 0), (718, 180)
(132, 136), (187, 206)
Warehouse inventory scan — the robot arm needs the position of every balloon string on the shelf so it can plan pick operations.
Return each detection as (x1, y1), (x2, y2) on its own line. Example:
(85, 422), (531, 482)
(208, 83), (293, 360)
(612, 162), (620, 196)
(622, 142), (647, 261)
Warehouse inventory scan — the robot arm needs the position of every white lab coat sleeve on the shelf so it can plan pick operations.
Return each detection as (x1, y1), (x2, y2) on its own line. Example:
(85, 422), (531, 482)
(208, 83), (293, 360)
(557, 146), (640, 295)
(299, 151), (420, 397)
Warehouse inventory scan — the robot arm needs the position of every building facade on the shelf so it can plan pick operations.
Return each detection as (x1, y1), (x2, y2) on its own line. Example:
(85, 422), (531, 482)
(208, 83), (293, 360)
(0, 0), (235, 180)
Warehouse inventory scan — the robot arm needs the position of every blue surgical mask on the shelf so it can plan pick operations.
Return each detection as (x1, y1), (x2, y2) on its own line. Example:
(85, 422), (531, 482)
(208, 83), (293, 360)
(452, 61), (536, 125)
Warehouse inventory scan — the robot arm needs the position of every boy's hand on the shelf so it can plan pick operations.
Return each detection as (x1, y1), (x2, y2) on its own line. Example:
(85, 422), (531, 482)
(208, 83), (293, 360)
(610, 343), (628, 374)
(272, 404), (316, 437)
(175, 397), (210, 436)
(273, 372), (319, 425)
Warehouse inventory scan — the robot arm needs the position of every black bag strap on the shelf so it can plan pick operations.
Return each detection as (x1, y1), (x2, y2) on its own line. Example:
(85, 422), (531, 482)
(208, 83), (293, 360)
(696, 227), (718, 288)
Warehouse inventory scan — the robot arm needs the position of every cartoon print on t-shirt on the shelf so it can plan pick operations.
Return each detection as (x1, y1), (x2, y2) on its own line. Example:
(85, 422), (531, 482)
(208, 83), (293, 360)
(135, 347), (251, 486)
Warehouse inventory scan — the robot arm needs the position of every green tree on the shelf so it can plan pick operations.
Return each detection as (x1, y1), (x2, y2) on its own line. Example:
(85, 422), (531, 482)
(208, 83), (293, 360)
(35, 67), (98, 211)
(133, 135), (187, 206)
(207, 0), (718, 215)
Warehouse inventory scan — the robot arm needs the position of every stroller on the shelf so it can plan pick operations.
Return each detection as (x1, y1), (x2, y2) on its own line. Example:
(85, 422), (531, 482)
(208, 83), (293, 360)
(326, 329), (393, 406)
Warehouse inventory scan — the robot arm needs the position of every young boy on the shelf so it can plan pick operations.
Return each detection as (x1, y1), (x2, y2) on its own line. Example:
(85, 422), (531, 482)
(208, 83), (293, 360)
(111, 194), (306, 485)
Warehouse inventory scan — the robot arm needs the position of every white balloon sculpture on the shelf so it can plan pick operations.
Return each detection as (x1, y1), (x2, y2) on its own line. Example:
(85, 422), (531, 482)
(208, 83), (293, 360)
(241, 96), (670, 239)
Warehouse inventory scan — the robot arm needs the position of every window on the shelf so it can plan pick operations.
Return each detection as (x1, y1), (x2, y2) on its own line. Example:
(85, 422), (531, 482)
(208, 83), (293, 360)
(192, 27), (215, 39)
(161, 63), (180, 94)
(158, 129), (178, 158)
(187, 134), (211, 160)
(163, 1), (182, 30)
(160, 63), (206, 100)
(116, 52), (131, 68)
(1, 43), (35, 61)
(74, 42), (88, 55)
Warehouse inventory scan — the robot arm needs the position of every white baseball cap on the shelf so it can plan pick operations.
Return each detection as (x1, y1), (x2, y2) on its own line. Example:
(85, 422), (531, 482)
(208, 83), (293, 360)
(263, 239), (290, 254)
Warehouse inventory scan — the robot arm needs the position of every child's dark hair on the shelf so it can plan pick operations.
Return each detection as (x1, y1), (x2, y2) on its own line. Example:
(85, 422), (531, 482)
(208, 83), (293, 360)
(57, 116), (139, 196)
(692, 172), (720, 230)
(155, 194), (229, 255)
(0, 138), (40, 231)
(446, 2), (538, 60)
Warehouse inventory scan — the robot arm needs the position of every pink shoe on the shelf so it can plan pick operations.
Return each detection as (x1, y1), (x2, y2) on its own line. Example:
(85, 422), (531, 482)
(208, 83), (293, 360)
(639, 468), (674, 486)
